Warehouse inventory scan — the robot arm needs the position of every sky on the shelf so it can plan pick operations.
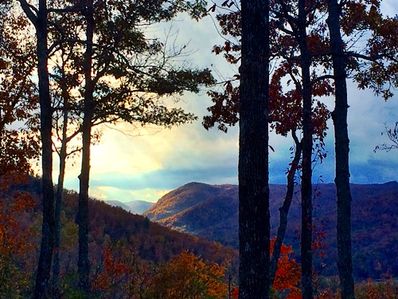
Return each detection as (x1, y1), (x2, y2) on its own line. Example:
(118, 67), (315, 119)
(60, 1), (398, 203)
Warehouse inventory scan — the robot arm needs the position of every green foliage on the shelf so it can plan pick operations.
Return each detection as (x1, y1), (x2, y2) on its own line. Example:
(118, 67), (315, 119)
(61, 273), (90, 299)
(355, 279), (398, 299)
(47, 0), (215, 134)
(0, 255), (30, 299)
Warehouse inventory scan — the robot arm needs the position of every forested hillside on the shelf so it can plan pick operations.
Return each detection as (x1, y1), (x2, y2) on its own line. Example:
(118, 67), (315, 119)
(146, 181), (398, 279)
(20, 179), (237, 265)
(2, 0), (398, 296)
(1, 178), (238, 297)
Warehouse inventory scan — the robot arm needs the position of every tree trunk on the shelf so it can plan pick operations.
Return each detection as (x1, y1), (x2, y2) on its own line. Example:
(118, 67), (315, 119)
(52, 84), (69, 297)
(78, 2), (94, 295)
(239, 0), (270, 298)
(327, 1), (355, 298)
(52, 147), (66, 297)
(270, 130), (302, 285)
(298, 0), (314, 297)
(33, 0), (55, 297)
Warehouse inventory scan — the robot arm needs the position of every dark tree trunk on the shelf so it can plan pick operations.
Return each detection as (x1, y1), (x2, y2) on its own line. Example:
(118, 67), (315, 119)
(33, 0), (55, 297)
(52, 144), (66, 297)
(270, 130), (302, 285)
(239, 0), (270, 298)
(78, 2), (94, 295)
(298, 0), (314, 297)
(327, 1), (355, 298)
(52, 76), (69, 297)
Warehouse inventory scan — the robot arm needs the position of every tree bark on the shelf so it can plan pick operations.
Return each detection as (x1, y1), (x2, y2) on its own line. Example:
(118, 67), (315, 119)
(52, 68), (70, 297)
(327, 1), (355, 298)
(270, 130), (302, 285)
(298, 0), (314, 297)
(78, 1), (94, 295)
(239, 0), (270, 298)
(33, 0), (55, 297)
(52, 143), (66, 297)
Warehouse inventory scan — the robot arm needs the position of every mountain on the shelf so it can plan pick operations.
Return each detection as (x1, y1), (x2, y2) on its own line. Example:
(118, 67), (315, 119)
(106, 199), (153, 214)
(14, 179), (237, 266)
(145, 182), (239, 247)
(106, 200), (131, 211)
(145, 181), (398, 279)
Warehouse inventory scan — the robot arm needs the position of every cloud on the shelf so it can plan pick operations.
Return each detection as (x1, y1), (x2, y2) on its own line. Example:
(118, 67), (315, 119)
(90, 185), (169, 203)
(90, 164), (238, 190)
(58, 4), (398, 203)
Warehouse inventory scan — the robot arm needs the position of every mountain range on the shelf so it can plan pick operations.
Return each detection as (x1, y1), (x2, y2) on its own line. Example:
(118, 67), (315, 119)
(14, 179), (237, 268)
(145, 181), (398, 279)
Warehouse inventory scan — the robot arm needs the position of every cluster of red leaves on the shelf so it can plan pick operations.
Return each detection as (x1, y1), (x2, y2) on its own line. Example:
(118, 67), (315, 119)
(205, 3), (333, 139)
(312, 230), (327, 259)
(338, 0), (398, 99)
(204, 61), (331, 137)
(92, 247), (130, 291)
(270, 239), (302, 299)
(231, 240), (301, 299)
(0, 9), (40, 178)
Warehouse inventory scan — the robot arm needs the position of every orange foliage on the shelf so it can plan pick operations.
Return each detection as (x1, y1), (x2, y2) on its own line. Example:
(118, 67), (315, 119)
(92, 247), (130, 291)
(0, 181), (36, 258)
(150, 251), (228, 299)
(271, 239), (302, 298)
(233, 240), (301, 299)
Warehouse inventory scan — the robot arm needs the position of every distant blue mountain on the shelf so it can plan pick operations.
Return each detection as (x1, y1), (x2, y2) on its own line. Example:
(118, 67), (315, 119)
(107, 199), (153, 215)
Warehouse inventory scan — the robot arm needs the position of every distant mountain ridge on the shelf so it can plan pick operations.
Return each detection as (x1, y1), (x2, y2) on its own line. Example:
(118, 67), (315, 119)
(145, 181), (398, 279)
(106, 199), (153, 214)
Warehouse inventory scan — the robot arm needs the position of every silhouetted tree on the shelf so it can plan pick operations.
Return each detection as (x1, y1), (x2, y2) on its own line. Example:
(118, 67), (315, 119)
(297, 0), (314, 295)
(327, 0), (355, 297)
(16, 0), (56, 296)
(44, 0), (214, 294)
(204, 2), (331, 295)
(239, 0), (270, 297)
(325, 1), (398, 297)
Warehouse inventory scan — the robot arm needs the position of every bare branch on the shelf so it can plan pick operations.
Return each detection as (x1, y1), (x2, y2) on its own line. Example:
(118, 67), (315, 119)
(18, 0), (38, 26)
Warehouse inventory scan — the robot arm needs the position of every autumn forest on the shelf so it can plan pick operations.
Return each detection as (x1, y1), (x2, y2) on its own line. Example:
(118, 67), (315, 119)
(1, 0), (398, 298)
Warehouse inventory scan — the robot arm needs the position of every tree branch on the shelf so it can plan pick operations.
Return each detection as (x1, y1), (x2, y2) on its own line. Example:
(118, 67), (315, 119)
(311, 74), (334, 84)
(18, 0), (38, 26)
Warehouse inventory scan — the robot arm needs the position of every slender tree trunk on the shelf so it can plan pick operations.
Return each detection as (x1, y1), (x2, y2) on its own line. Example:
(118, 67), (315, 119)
(298, 0), (314, 297)
(78, 89), (92, 296)
(52, 89), (69, 297)
(239, 0), (270, 298)
(78, 1), (94, 295)
(327, 1), (355, 298)
(52, 148), (66, 297)
(270, 130), (302, 285)
(33, 0), (55, 297)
